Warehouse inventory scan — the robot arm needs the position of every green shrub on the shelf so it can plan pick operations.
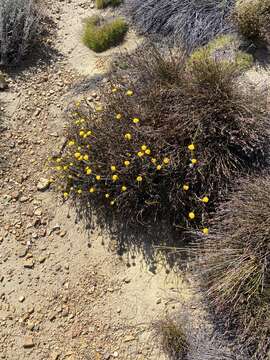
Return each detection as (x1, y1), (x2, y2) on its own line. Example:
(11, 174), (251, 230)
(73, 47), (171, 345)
(155, 319), (189, 359)
(82, 16), (128, 53)
(96, 0), (123, 9)
(189, 35), (253, 71)
(233, 0), (270, 45)
(51, 43), (270, 233)
(196, 175), (270, 358)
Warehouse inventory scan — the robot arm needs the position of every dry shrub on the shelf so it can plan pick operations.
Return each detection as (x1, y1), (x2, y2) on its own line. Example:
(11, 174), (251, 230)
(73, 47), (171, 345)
(195, 175), (270, 358)
(233, 0), (270, 45)
(0, 0), (42, 65)
(125, 0), (234, 50)
(82, 16), (128, 53)
(155, 319), (189, 359)
(51, 43), (270, 233)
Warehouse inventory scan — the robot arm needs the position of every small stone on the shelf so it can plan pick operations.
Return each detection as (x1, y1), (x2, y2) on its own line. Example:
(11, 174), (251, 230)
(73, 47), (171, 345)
(34, 208), (42, 217)
(37, 178), (50, 191)
(19, 296), (25, 303)
(49, 312), (57, 321)
(39, 256), (46, 264)
(24, 260), (34, 269)
(23, 336), (35, 348)
(113, 352), (118, 358)
(20, 196), (29, 203)
(156, 298), (162, 304)
(116, 309), (121, 314)
(123, 335), (135, 342)
(27, 321), (35, 331)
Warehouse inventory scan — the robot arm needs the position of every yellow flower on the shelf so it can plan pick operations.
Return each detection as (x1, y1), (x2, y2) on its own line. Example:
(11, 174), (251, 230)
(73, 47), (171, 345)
(145, 149), (151, 155)
(163, 157), (170, 165)
(105, 193), (110, 198)
(191, 159), (197, 165)
(56, 158), (62, 163)
(183, 184), (189, 191)
(124, 133), (132, 140)
(124, 160), (130, 167)
(79, 130), (85, 137)
(78, 155), (83, 161)
(63, 165), (68, 170)
(133, 117), (140, 124)
(77, 147), (81, 151)
(83, 154), (89, 161)
(75, 101), (81, 107)
(188, 144), (195, 151)
(89, 187), (95, 193)
(63, 192), (69, 198)
(189, 212), (195, 220)
(68, 140), (75, 146)
(86, 130), (92, 136)
(203, 227), (209, 235)
(86, 168), (92, 175)
(96, 175), (101, 181)
(83, 134), (88, 138)
(126, 90), (133, 96)
(141, 145), (147, 151)
(56, 166), (62, 171)
(151, 158), (157, 164)
(201, 196), (209, 203)
(111, 165), (117, 172)
(121, 185), (127, 192)
(96, 106), (103, 112)
(156, 165), (162, 171)
(69, 162), (74, 166)
(136, 176), (143, 182)
(115, 113), (122, 120)
(112, 174), (119, 182)
(137, 151), (144, 157)
(75, 120), (80, 125)
(110, 200), (115, 206)
(77, 189), (82, 194)
(74, 152), (81, 159)
(112, 88), (117, 93)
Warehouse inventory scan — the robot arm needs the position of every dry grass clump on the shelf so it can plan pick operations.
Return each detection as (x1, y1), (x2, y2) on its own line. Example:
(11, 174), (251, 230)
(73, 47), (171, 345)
(196, 175), (270, 358)
(125, 0), (234, 50)
(96, 0), (123, 9)
(233, 0), (270, 45)
(0, 0), (42, 65)
(51, 43), (270, 232)
(82, 16), (128, 53)
(155, 319), (189, 359)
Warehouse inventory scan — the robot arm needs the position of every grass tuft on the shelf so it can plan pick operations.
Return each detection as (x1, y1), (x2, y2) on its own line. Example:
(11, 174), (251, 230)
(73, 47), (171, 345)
(155, 319), (189, 359)
(96, 0), (123, 9)
(195, 175), (270, 358)
(82, 16), (128, 53)
(233, 0), (270, 45)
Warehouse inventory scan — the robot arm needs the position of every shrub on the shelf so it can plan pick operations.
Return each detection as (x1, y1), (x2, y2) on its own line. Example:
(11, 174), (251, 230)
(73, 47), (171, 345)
(155, 319), (189, 359)
(96, 0), (123, 9)
(233, 0), (270, 45)
(82, 16), (128, 53)
(51, 43), (270, 233)
(0, 0), (41, 66)
(125, 0), (234, 50)
(195, 175), (270, 358)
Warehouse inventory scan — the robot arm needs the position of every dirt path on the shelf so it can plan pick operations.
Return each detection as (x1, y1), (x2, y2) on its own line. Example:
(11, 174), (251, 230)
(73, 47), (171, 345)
(0, 1), (197, 359)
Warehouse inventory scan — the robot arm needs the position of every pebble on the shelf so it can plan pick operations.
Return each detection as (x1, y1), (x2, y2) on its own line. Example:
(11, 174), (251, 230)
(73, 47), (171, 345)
(24, 259), (34, 269)
(23, 336), (35, 348)
(37, 178), (50, 191)
(19, 296), (25, 303)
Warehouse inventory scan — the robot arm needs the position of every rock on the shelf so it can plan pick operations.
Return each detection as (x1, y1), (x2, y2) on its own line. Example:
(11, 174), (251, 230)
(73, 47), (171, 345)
(19, 296), (25, 303)
(123, 335), (135, 342)
(156, 298), (162, 305)
(23, 336), (35, 348)
(24, 260), (34, 269)
(37, 178), (50, 191)
(34, 208), (43, 217)
(20, 196), (29, 203)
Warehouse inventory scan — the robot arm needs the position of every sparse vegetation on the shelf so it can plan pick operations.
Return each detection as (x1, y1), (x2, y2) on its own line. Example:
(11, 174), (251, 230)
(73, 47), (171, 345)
(125, 0), (234, 50)
(155, 319), (189, 359)
(96, 0), (123, 9)
(82, 16), (128, 53)
(233, 0), (270, 45)
(196, 175), (270, 358)
(51, 43), (270, 233)
(0, 0), (42, 65)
